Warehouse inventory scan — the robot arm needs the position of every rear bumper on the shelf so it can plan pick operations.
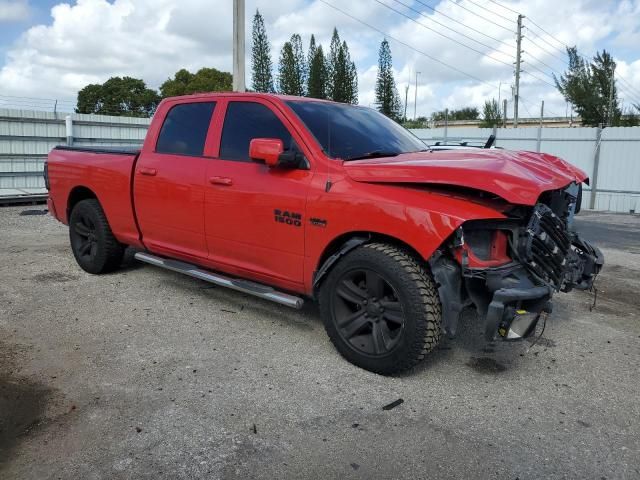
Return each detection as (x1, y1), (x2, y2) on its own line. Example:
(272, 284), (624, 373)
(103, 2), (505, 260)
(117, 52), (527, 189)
(47, 197), (58, 220)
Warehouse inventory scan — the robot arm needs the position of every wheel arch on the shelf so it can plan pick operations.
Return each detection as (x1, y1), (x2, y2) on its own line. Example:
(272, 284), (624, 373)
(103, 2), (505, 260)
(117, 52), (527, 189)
(67, 186), (98, 220)
(312, 231), (438, 296)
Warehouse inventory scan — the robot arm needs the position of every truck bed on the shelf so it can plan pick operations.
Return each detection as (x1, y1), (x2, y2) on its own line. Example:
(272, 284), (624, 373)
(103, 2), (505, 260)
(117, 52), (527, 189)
(46, 145), (143, 248)
(54, 145), (141, 156)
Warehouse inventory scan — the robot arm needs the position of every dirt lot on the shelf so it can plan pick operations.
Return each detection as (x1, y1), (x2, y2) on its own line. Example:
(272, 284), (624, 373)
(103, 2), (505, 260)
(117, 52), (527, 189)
(1, 206), (639, 479)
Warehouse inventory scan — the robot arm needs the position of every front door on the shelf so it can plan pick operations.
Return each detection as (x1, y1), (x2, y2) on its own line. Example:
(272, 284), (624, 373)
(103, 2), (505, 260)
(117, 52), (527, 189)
(134, 100), (217, 260)
(204, 99), (313, 288)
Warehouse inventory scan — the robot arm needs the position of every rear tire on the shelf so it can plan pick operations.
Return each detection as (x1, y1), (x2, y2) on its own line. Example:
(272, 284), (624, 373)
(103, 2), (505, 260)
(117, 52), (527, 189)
(69, 199), (124, 274)
(319, 243), (442, 375)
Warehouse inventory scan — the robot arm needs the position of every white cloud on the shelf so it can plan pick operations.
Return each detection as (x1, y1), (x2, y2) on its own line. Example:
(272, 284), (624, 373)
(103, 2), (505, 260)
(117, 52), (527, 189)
(0, 0), (638, 117)
(0, 0), (30, 22)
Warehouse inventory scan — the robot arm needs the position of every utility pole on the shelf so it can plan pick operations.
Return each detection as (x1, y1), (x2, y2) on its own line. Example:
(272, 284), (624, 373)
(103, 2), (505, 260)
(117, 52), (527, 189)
(414, 71), (421, 120)
(232, 0), (245, 92)
(514, 14), (524, 127)
(607, 66), (615, 127)
(404, 84), (409, 121)
(502, 98), (507, 128)
(536, 100), (544, 152)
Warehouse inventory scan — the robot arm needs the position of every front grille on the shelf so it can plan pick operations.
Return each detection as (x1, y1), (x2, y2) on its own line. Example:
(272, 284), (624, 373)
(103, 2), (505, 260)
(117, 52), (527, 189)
(518, 203), (571, 290)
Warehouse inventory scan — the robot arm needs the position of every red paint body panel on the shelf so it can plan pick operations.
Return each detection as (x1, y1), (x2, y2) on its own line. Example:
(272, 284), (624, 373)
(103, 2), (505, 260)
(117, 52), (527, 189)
(344, 149), (587, 206)
(46, 149), (142, 248)
(46, 92), (588, 297)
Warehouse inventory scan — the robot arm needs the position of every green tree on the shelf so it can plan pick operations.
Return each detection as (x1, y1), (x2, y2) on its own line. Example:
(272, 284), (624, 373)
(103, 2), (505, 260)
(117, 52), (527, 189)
(277, 36), (305, 96)
(251, 9), (274, 93)
(307, 36), (327, 99)
(554, 48), (621, 126)
(620, 107), (639, 127)
(159, 67), (232, 97)
(432, 107), (479, 121)
(480, 99), (502, 128)
(326, 29), (358, 104)
(374, 39), (402, 120)
(76, 76), (160, 117)
(291, 34), (307, 95)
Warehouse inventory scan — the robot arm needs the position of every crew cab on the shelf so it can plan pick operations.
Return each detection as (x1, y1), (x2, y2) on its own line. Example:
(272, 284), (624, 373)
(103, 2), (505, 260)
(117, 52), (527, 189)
(45, 93), (603, 374)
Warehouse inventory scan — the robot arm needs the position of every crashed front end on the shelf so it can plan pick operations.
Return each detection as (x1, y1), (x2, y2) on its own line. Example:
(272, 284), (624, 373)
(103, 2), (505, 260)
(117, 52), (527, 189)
(432, 182), (604, 341)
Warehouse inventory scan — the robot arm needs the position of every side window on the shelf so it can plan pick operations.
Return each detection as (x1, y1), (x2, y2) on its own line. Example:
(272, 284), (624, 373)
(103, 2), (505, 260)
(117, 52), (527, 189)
(156, 102), (216, 156)
(219, 102), (293, 162)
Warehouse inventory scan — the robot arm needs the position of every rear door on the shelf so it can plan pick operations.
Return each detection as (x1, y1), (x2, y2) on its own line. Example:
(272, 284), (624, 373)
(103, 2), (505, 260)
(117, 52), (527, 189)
(204, 99), (313, 288)
(134, 100), (217, 260)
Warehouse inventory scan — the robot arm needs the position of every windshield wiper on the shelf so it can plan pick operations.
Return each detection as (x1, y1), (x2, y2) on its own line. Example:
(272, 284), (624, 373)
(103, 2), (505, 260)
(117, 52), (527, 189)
(344, 150), (401, 161)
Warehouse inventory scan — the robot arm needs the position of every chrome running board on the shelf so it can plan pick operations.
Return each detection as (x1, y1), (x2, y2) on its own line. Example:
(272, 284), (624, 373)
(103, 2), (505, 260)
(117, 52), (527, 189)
(134, 252), (304, 309)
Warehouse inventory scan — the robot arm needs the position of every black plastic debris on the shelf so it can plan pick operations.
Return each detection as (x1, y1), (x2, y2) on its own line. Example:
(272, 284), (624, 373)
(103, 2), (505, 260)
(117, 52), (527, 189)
(20, 209), (48, 216)
(382, 398), (404, 411)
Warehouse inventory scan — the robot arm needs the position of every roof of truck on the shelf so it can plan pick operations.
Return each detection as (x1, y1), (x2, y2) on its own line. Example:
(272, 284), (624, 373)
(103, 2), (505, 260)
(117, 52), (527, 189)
(161, 92), (336, 104)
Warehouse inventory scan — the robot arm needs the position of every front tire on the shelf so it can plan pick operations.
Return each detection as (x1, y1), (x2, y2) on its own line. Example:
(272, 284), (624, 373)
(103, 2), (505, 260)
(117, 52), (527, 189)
(319, 243), (442, 375)
(69, 199), (124, 274)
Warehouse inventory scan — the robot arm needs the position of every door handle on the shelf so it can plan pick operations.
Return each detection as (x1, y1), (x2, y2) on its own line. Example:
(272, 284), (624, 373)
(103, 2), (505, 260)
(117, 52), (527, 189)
(139, 167), (157, 176)
(209, 176), (233, 186)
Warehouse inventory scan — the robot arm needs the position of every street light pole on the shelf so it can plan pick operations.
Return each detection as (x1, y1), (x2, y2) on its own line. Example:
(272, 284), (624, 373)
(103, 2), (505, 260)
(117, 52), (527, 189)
(232, 0), (245, 92)
(413, 71), (421, 120)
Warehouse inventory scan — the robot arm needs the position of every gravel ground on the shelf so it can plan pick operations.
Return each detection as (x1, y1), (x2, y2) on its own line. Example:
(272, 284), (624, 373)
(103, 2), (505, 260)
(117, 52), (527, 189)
(1, 205), (639, 479)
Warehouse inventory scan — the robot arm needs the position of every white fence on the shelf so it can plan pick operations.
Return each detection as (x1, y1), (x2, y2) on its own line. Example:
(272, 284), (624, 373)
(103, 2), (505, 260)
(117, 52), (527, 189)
(0, 108), (150, 202)
(411, 126), (640, 213)
(1, 108), (638, 213)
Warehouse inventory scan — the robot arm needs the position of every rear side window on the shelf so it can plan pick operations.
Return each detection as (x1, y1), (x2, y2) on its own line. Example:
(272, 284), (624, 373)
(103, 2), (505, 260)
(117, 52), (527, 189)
(156, 102), (216, 156)
(219, 102), (292, 161)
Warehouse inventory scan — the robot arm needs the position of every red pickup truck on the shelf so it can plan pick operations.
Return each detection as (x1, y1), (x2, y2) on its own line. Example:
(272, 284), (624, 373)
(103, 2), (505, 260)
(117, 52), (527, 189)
(45, 93), (603, 374)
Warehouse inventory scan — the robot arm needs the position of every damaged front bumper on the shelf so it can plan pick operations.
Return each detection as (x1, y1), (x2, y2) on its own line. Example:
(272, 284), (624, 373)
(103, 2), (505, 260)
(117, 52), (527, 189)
(431, 228), (604, 342)
(483, 233), (603, 341)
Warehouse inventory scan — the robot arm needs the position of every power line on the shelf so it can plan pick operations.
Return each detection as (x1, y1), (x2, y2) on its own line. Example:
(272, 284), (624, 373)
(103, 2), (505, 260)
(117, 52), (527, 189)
(442, 0), (515, 34)
(523, 30), (570, 66)
(464, 0), (516, 24)
(411, 0), (515, 50)
(388, 0), (515, 57)
(317, 0), (499, 88)
(373, 0), (515, 68)
(523, 60), (558, 83)
(486, 0), (520, 16)
(521, 70), (556, 89)
(525, 53), (563, 78)
(525, 25), (570, 60)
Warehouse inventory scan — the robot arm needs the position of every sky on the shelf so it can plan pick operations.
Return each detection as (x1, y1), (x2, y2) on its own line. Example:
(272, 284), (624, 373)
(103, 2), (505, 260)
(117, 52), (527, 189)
(0, 0), (639, 118)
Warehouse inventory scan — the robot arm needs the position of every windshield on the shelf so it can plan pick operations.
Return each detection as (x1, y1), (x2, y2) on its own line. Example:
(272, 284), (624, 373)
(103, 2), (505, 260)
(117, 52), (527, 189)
(286, 100), (427, 161)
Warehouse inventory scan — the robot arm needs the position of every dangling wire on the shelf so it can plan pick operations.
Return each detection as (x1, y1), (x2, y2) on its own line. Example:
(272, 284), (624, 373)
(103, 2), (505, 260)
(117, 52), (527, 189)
(527, 311), (548, 352)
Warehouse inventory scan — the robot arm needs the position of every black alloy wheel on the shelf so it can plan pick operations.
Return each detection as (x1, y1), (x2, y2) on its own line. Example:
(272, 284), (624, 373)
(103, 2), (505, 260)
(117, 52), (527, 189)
(71, 213), (98, 261)
(332, 268), (405, 356)
(319, 243), (442, 375)
(68, 199), (124, 274)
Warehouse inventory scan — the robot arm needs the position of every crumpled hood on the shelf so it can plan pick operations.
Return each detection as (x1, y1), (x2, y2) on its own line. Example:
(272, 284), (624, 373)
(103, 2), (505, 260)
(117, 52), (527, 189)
(343, 149), (587, 206)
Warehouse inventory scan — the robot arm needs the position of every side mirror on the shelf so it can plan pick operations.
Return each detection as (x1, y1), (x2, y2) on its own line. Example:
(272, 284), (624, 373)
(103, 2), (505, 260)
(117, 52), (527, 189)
(249, 138), (284, 167)
(249, 138), (302, 169)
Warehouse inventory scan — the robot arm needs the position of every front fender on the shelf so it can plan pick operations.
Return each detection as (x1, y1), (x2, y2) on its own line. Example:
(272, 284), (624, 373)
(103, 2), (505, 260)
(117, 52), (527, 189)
(303, 177), (507, 293)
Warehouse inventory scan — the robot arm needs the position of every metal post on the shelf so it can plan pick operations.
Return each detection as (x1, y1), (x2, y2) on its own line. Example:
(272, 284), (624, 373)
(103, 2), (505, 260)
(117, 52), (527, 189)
(514, 14), (524, 127)
(502, 99), (507, 128)
(65, 115), (73, 146)
(536, 100), (544, 152)
(232, 0), (245, 92)
(413, 71), (420, 120)
(607, 67), (615, 127)
(444, 108), (448, 144)
(404, 84), (409, 121)
(589, 124), (603, 210)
